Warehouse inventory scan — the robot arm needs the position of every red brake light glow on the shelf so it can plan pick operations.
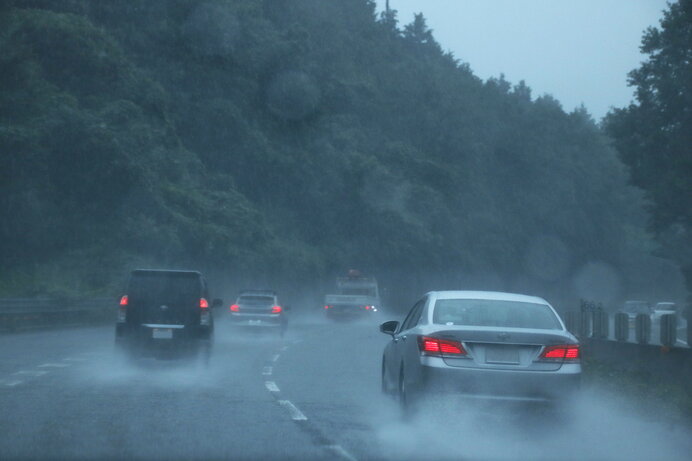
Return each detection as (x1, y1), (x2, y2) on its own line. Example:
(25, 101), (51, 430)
(419, 336), (466, 356)
(540, 344), (580, 361)
(119, 295), (128, 306)
(272, 305), (282, 314)
(324, 305), (331, 309)
(199, 298), (209, 309)
(230, 304), (240, 312)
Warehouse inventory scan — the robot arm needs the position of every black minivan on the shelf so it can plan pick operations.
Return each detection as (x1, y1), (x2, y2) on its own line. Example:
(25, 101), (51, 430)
(115, 269), (221, 361)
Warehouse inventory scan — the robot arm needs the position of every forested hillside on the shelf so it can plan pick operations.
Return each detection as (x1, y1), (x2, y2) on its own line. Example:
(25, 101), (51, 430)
(0, 0), (677, 305)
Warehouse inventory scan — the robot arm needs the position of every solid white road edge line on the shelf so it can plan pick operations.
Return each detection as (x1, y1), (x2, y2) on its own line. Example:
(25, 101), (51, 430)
(272, 354), (280, 362)
(265, 381), (280, 393)
(38, 363), (70, 368)
(0, 379), (23, 387)
(278, 400), (307, 421)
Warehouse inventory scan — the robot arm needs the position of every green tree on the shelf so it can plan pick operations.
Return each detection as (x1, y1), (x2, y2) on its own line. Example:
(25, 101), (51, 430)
(604, 0), (692, 291)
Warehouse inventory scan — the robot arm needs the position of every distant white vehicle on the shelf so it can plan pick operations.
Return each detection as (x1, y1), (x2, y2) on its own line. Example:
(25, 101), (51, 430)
(650, 302), (677, 322)
(324, 270), (381, 320)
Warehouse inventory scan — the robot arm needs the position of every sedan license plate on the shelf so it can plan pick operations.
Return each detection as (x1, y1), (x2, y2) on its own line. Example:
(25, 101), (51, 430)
(152, 328), (173, 339)
(485, 346), (519, 364)
(249, 320), (262, 325)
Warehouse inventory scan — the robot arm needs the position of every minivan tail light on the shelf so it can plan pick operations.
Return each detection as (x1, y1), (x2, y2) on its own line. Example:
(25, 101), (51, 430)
(117, 296), (128, 322)
(272, 305), (282, 314)
(230, 304), (240, 312)
(419, 336), (466, 356)
(200, 298), (209, 309)
(540, 344), (580, 361)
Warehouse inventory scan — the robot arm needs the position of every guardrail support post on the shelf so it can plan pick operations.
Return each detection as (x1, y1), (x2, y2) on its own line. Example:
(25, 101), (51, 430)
(614, 313), (629, 341)
(635, 313), (651, 344)
(660, 314), (677, 347)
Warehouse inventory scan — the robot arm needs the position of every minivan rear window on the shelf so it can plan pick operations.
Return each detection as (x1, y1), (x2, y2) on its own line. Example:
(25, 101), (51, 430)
(433, 299), (561, 330)
(128, 271), (201, 303)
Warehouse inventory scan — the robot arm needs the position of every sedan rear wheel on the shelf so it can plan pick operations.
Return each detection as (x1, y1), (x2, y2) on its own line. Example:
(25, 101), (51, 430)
(381, 359), (389, 395)
(398, 368), (416, 418)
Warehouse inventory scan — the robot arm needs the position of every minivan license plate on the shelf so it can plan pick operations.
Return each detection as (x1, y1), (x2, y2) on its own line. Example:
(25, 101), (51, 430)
(153, 328), (173, 339)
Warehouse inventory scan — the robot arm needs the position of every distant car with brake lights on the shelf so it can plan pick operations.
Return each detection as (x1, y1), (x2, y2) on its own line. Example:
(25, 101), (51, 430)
(380, 291), (581, 413)
(229, 290), (288, 336)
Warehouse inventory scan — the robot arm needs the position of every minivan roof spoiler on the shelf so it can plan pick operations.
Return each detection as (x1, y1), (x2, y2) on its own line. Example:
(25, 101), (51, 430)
(131, 269), (202, 275)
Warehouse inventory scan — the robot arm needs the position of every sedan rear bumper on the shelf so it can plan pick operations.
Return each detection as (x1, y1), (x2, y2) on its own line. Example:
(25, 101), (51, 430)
(418, 359), (581, 402)
(229, 313), (284, 327)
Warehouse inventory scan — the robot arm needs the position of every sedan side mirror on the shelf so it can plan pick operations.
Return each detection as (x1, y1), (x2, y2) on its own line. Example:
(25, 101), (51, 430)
(380, 320), (399, 337)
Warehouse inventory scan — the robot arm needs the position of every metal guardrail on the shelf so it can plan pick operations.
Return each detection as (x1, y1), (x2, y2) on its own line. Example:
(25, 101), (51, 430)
(0, 297), (116, 332)
(564, 305), (690, 349)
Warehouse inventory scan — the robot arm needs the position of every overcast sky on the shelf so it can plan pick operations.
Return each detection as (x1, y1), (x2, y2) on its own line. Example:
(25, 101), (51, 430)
(375, 0), (669, 119)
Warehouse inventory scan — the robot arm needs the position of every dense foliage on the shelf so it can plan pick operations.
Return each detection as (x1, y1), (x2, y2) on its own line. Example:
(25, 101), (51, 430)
(604, 0), (692, 294)
(0, 0), (673, 305)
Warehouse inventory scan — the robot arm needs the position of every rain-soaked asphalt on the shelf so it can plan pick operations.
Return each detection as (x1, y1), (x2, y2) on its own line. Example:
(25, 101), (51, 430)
(1, 310), (691, 461)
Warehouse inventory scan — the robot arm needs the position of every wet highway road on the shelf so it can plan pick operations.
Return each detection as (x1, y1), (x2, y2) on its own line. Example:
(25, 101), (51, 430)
(1, 313), (691, 461)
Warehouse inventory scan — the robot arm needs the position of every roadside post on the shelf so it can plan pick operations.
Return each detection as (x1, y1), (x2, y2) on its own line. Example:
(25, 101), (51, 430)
(660, 314), (677, 347)
(592, 304), (608, 339)
(635, 313), (651, 344)
(614, 313), (629, 341)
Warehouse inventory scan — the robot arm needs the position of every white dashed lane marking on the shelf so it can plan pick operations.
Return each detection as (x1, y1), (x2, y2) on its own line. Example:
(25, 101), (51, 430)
(63, 357), (88, 362)
(265, 381), (280, 393)
(265, 345), (358, 461)
(327, 445), (359, 461)
(38, 363), (70, 368)
(13, 370), (48, 377)
(0, 379), (23, 387)
(278, 400), (307, 421)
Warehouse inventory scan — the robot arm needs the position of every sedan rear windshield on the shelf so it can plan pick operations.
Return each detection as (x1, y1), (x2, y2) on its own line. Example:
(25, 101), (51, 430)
(432, 299), (561, 330)
(238, 295), (274, 305)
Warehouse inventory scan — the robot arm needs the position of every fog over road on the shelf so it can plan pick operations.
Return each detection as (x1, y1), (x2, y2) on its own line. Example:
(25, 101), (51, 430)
(1, 312), (690, 460)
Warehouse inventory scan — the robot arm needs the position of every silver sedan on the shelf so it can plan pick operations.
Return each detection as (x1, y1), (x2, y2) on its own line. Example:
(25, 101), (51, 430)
(380, 291), (581, 412)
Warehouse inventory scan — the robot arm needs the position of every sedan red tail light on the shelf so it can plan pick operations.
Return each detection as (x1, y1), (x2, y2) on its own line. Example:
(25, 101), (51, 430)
(199, 298), (209, 309)
(419, 336), (467, 356)
(119, 295), (128, 306)
(540, 344), (580, 361)
(271, 305), (282, 314)
(230, 304), (240, 312)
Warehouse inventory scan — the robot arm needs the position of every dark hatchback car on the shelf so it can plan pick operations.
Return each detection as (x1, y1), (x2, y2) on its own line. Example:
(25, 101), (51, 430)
(229, 290), (288, 336)
(115, 269), (221, 361)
